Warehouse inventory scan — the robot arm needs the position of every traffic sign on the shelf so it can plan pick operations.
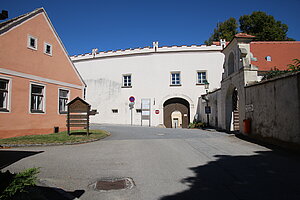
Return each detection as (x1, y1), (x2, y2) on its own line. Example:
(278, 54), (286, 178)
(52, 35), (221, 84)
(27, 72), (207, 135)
(205, 106), (211, 114)
(129, 96), (135, 102)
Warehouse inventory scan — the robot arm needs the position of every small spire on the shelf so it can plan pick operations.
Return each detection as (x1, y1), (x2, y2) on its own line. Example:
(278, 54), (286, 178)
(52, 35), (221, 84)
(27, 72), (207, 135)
(220, 39), (226, 49)
(153, 41), (159, 52)
(92, 48), (98, 57)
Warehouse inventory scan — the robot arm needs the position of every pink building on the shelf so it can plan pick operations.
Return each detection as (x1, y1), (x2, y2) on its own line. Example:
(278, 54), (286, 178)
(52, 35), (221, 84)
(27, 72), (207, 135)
(0, 8), (85, 138)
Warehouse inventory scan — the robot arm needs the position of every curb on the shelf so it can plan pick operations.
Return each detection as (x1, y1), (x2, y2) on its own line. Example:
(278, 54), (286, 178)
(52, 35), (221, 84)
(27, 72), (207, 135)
(0, 131), (111, 148)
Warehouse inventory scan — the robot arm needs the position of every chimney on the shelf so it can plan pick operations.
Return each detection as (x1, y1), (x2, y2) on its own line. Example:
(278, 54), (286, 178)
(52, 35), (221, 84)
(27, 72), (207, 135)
(153, 41), (159, 52)
(220, 39), (226, 49)
(92, 48), (98, 57)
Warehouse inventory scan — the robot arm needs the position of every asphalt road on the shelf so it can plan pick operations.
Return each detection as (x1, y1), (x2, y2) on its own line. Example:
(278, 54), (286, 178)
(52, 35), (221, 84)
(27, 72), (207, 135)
(2, 124), (300, 200)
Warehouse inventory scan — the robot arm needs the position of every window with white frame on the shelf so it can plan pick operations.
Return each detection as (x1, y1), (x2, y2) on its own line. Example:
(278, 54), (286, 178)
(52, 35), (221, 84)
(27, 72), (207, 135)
(44, 42), (52, 56)
(30, 84), (44, 113)
(122, 74), (132, 87)
(28, 35), (37, 50)
(0, 79), (9, 112)
(59, 89), (69, 113)
(197, 71), (207, 84)
(171, 72), (181, 85)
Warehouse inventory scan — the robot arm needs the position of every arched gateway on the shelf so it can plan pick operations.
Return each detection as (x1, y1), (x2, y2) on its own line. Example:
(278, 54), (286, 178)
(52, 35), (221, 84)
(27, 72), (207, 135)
(163, 98), (190, 128)
(225, 87), (240, 131)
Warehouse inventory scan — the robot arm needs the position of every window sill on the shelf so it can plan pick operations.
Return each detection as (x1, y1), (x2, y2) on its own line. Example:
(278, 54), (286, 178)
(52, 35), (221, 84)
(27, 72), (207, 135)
(59, 111), (67, 114)
(170, 84), (182, 87)
(0, 108), (9, 112)
(27, 46), (37, 51)
(44, 52), (53, 56)
(121, 86), (132, 88)
(30, 110), (45, 114)
(196, 83), (206, 85)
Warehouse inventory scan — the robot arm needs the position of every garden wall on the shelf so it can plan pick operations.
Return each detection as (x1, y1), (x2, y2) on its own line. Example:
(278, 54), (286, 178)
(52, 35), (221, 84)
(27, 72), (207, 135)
(245, 71), (300, 146)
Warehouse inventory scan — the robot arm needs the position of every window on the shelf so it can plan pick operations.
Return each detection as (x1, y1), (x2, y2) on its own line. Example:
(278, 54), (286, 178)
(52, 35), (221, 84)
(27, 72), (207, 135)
(197, 71), (207, 84)
(28, 35), (37, 50)
(122, 74), (132, 87)
(59, 89), (69, 114)
(30, 84), (44, 113)
(171, 72), (181, 85)
(0, 79), (9, 112)
(112, 109), (118, 113)
(44, 42), (52, 56)
(228, 52), (235, 75)
(265, 56), (272, 61)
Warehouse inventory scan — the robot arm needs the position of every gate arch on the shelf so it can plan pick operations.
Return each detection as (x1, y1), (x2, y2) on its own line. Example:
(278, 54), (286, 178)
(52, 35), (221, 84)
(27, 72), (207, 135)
(225, 86), (240, 131)
(163, 98), (190, 128)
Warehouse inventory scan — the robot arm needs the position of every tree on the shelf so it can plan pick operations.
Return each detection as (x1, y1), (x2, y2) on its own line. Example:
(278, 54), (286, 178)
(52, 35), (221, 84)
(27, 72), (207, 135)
(205, 11), (294, 44)
(205, 17), (238, 45)
(239, 11), (294, 41)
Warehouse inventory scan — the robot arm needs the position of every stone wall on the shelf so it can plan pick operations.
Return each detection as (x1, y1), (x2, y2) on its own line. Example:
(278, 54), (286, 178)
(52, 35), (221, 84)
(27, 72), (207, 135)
(245, 72), (300, 145)
(197, 89), (222, 128)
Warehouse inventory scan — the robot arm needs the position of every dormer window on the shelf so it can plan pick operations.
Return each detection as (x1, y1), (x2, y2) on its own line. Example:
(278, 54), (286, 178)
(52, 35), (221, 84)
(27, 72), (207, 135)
(44, 42), (52, 56)
(265, 56), (272, 61)
(27, 35), (37, 50)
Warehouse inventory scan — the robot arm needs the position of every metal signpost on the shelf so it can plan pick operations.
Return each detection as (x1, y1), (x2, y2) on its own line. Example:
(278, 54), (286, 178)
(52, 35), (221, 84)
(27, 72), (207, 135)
(129, 96), (135, 126)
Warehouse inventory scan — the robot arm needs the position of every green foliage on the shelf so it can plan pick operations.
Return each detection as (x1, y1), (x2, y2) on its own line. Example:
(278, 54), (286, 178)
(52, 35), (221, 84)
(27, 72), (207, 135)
(239, 11), (294, 41)
(189, 121), (206, 129)
(205, 17), (238, 45)
(0, 168), (39, 200)
(287, 59), (300, 70)
(262, 59), (300, 81)
(205, 11), (294, 44)
(261, 67), (287, 81)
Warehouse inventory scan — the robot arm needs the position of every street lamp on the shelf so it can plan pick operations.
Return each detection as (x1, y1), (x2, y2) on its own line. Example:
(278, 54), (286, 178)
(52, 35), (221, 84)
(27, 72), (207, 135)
(204, 80), (210, 127)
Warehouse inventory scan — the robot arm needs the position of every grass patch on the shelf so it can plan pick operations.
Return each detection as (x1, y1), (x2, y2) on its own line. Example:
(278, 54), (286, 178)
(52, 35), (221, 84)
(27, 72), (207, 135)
(0, 129), (109, 145)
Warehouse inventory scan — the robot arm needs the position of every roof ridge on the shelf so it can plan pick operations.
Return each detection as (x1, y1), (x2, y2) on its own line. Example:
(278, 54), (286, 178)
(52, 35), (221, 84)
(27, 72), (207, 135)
(0, 8), (44, 33)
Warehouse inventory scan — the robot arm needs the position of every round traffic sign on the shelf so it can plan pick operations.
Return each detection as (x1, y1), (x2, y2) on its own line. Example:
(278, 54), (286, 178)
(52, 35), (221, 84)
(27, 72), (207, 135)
(129, 96), (135, 102)
(155, 110), (159, 114)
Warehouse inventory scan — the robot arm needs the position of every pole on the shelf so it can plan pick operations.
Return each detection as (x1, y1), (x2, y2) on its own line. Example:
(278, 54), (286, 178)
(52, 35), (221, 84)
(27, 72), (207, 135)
(206, 101), (209, 127)
(131, 108), (133, 126)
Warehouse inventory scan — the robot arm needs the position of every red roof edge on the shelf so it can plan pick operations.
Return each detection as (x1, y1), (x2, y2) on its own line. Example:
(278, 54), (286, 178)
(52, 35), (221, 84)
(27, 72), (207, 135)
(235, 33), (256, 38)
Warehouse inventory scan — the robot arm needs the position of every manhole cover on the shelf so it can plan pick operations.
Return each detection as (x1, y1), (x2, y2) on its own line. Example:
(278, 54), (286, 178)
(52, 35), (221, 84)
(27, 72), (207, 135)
(90, 177), (135, 191)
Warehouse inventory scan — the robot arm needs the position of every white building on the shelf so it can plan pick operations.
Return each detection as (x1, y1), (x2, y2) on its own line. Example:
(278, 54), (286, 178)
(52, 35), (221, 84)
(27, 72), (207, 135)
(71, 42), (225, 128)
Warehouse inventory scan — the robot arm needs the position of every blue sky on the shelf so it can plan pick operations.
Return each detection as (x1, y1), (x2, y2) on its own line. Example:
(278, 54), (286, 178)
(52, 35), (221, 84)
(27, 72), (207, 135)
(2, 0), (300, 55)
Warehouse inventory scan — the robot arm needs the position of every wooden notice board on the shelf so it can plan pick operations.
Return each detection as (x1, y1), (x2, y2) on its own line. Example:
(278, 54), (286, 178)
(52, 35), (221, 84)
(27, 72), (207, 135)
(67, 97), (91, 136)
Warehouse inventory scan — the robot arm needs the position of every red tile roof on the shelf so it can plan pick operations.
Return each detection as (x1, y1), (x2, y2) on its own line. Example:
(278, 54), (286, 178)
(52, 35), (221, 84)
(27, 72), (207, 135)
(212, 41), (230, 46)
(235, 33), (256, 38)
(250, 41), (300, 71)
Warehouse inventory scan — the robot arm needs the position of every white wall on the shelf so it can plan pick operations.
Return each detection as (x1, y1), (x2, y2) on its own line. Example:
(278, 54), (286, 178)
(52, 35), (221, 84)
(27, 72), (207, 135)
(71, 46), (224, 127)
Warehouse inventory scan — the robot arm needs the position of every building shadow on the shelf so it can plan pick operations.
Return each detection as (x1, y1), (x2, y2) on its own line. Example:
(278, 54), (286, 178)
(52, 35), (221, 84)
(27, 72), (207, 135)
(36, 186), (85, 200)
(0, 150), (43, 169)
(160, 151), (300, 200)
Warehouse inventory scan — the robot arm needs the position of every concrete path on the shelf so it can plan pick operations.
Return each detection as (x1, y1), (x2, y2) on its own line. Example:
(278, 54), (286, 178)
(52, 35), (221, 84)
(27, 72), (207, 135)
(1, 124), (300, 200)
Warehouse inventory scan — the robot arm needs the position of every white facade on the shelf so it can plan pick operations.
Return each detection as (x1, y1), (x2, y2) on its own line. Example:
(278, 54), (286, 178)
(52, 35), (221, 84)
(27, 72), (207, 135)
(71, 43), (224, 127)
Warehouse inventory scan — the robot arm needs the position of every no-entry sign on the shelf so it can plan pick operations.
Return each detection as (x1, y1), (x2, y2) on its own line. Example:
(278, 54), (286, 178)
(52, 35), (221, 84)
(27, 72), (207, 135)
(129, 96), (135, 102)
(155, 110), (159, 114)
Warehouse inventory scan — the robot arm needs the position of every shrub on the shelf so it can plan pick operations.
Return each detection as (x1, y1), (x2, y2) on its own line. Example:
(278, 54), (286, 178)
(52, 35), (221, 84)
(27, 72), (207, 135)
(262, 59), (300, 81)
(189, 121), (206, 129)
(0, 168), (39, 200)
